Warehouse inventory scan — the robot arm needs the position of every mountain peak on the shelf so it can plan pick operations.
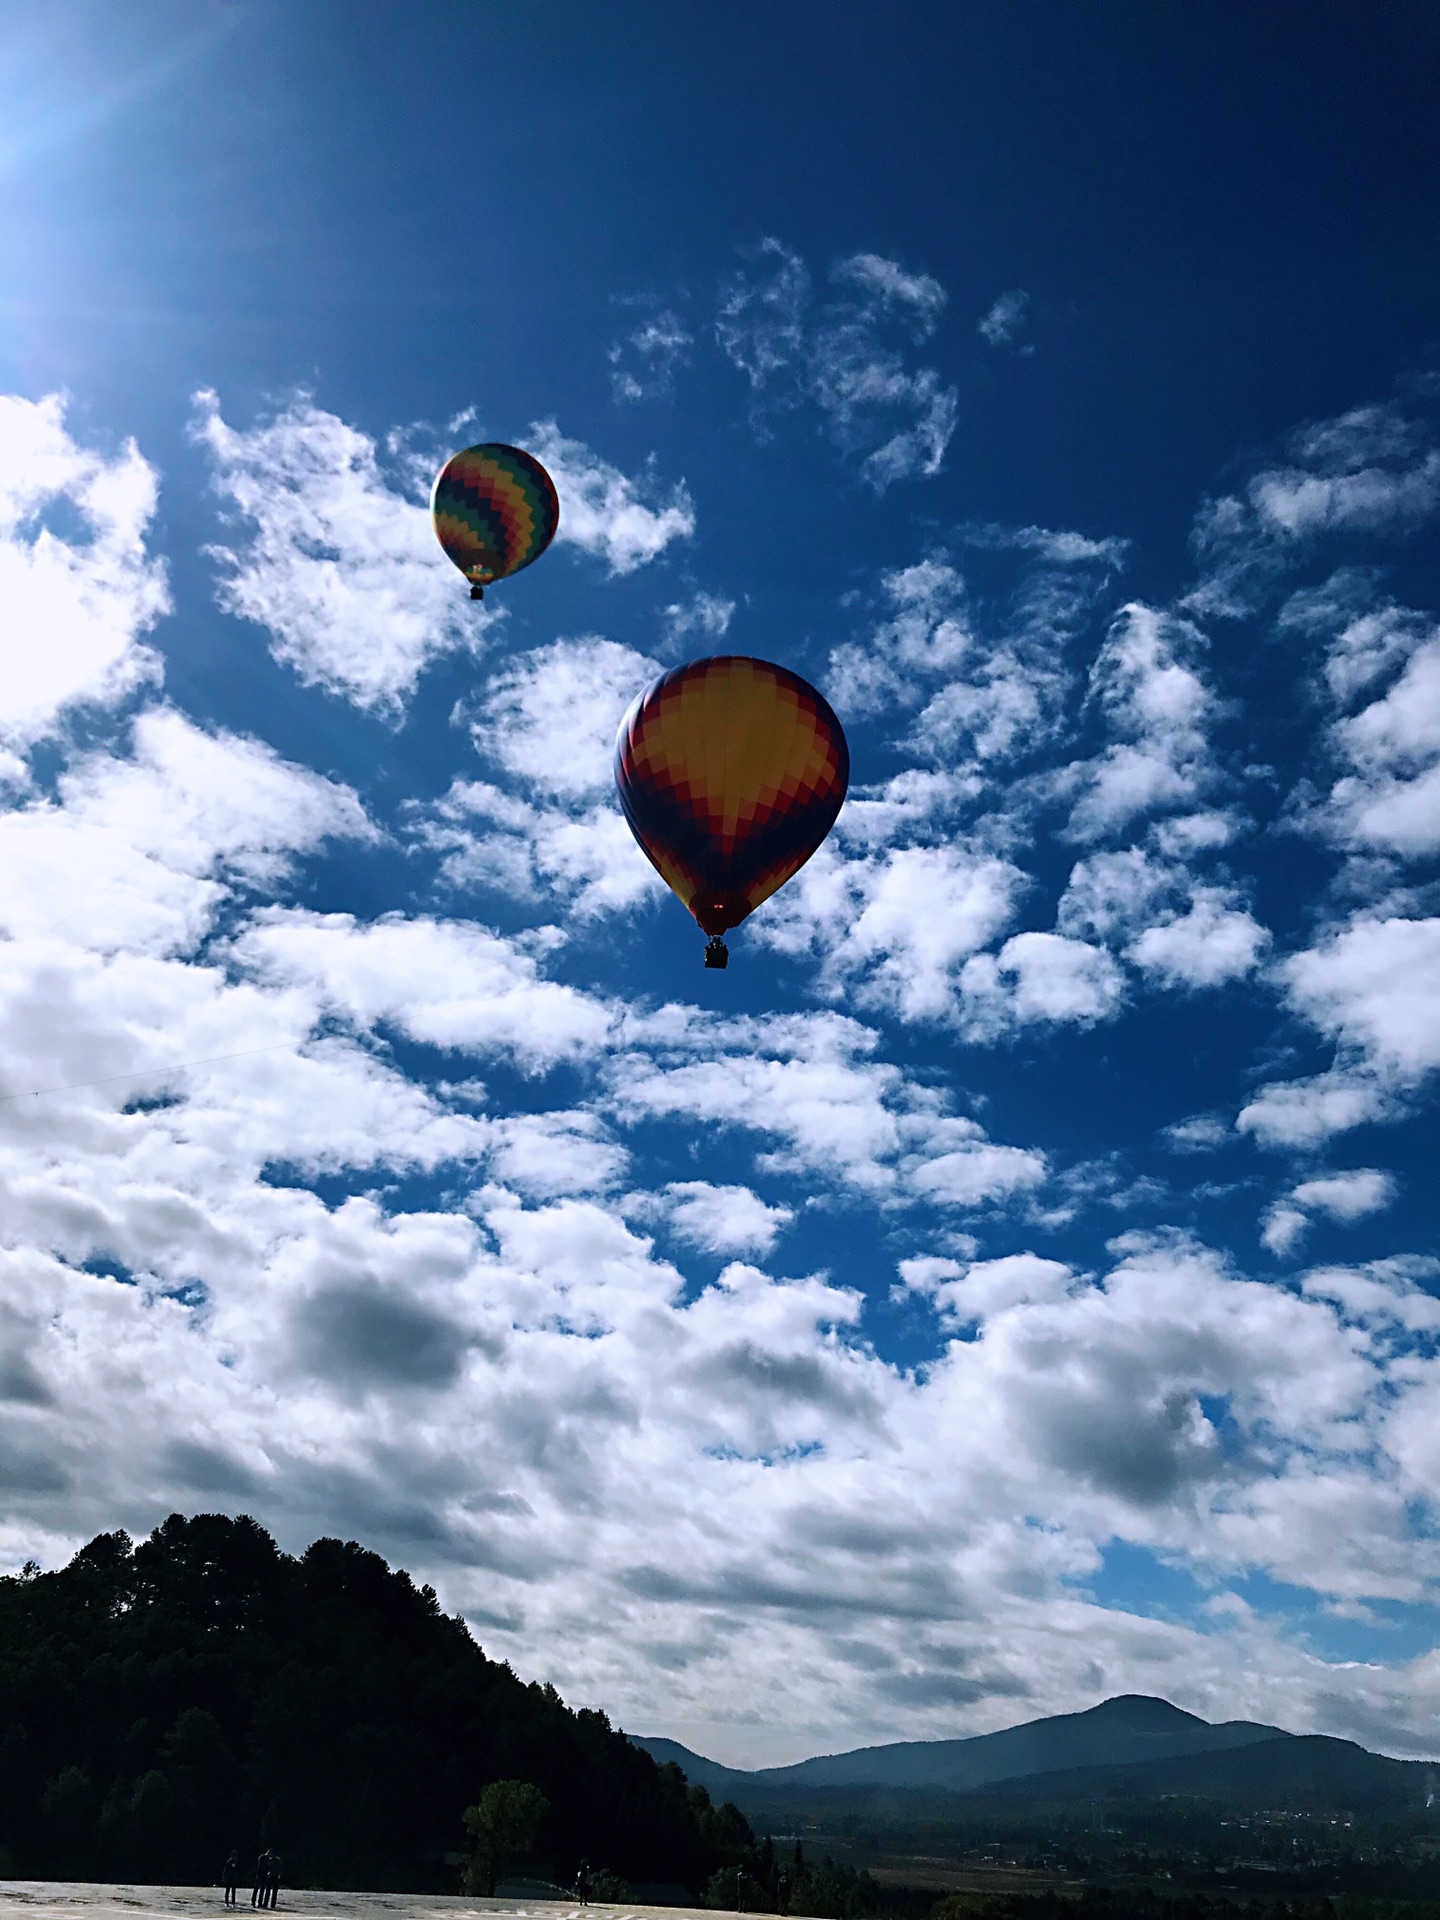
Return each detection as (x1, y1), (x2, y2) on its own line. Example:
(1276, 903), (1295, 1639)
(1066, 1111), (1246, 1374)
(1083, 1694), (1208, 1727)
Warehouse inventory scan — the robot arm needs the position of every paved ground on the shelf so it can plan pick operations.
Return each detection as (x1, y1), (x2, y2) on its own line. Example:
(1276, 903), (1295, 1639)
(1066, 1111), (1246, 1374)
(0, 1890), (723, 1920)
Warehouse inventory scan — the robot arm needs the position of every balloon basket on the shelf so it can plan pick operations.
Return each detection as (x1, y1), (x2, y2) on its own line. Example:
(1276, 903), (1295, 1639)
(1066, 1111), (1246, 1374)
(704, 937), (729, 970)
(469, 583), (485, 601)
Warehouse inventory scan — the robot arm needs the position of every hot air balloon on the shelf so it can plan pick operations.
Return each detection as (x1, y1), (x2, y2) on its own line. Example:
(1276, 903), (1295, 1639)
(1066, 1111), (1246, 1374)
(431, 443), (560, 600)
(615, 655), (849, 968)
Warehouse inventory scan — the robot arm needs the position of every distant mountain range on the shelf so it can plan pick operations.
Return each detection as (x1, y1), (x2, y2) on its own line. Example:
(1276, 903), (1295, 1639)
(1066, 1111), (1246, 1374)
(634, 1693), (1435, 1813)
(987, 1731), (1430, 1810)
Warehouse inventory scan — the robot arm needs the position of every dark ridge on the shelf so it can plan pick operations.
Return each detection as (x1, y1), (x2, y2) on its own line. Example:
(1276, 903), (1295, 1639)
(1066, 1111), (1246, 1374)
(635, 1694), (1289, 1799)
(981, 1732), (1432, 1811)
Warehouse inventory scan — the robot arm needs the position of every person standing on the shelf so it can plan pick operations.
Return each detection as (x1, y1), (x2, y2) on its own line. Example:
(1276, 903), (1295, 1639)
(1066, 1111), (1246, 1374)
(222, 1852), (240, 1906)
(251, 1853), (267, 1909)
(265, 1853), (282, 1909)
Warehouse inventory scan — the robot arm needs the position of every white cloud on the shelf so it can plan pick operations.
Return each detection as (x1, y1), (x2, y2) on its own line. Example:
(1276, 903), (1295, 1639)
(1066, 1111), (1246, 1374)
(1163, 1113), (1231, 1153)
(233, 909), (614, 1073)
(1303, 1257), (1440, 1339)
(828, 538), (1119, 772)
(967, 523), (1127, 567)
(761, 801), (1176, 1048)
(411, 637), (664, 921)
(716, 237), (810, 389)
(0, 804), (216, 959)
(896, 1253), (965, 1295)
(486, 1111), (628, 1199)
(754, 842), (1023, 1024)
(1260, 1204), (1309, 1258)
(816, 253), (955, 487)
(832, 767), (985, 849)
(1063, 604), (1221, 842)
(0, 392), (169, 758)
(1151, 810), (1241, 854)
(1312, 633), (1440, 856)
(63, 706), (372, 885)
(636, 1182), (796, 1257)
(716, 240), (958, 489)
(1286, 916), (1440, 1082)
(841, 369), (956, 491)
(903, 1251), (1076, 1323)
(1328, 605), (1430, 702)
(0, 711), (370, 959)
(978, 289), (1030, 348)
(1327, 760), (1440, 856)
(907, 636), (1059, 764)
(960, 932), (1125, 1038)
(1291, 404), (1419, 470)
(1187, 400), (1440, 619)
(359, 1227), (1440, 1754)
(1292, 1168), (1397, 1221)
(660, 591), (735, 649)
(1238, 1068), (1390, 1151)
(469, 637), (660, 799)
(193, 389), (485, 713)
(610, 1008), (1045, 1208)
(424, 779), (662, 920)
(836, 253), (947, 329)
(1251, 456), (1440, 538)
(609, 307), (693, 402)
(1242, 910), (1440, 1149)
(0, 939), (488, 1231)
(1057, 847), (1180, 943)
(1057, 854), (1266, 996)
(906, 1135), (1048, 1208)
(1278, 578), (1430, 703)
(525, 420), (694, 574)
(1127, 887), (1269, 989)
(609, 1013), (909, 1197)
(1263, 1171), (1398, 1260)
(827, 559), (974, 719)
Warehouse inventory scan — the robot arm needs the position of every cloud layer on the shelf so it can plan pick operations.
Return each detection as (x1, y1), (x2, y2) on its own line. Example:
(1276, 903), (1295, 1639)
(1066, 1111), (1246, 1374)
(2, 366), (1440, 1772)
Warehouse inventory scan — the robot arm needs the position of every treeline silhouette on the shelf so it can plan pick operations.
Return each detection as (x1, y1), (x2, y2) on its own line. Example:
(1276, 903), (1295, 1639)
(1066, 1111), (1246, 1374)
(708, 1841), (935, 1920)
(0, 1513), (756, 1893)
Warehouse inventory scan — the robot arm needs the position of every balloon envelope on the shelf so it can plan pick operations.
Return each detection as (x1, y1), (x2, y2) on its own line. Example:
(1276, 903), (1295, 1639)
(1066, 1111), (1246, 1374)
(615, 655), (849, 936)
(431, 443), (559, 590)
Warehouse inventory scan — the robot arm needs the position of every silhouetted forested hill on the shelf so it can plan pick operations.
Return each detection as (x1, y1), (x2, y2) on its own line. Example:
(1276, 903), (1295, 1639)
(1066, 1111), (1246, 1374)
(0, 1514), (754, 1892)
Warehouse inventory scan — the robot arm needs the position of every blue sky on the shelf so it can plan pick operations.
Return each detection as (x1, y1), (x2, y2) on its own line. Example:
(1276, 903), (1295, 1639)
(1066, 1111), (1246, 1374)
(2, 1), (1440, 1766)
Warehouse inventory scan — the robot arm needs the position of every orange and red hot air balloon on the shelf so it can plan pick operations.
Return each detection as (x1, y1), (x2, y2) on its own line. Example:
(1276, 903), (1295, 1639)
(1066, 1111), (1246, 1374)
(615, 655), (849, 967)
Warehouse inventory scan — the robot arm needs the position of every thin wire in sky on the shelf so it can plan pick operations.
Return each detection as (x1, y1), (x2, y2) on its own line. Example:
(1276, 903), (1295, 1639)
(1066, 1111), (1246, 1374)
(0, 1042), (301, 1107)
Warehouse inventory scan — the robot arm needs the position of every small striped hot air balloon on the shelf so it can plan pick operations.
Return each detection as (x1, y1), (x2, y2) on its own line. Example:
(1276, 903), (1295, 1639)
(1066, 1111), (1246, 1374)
(615, 655), (849, 968)
(430, 443), (559, 600)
